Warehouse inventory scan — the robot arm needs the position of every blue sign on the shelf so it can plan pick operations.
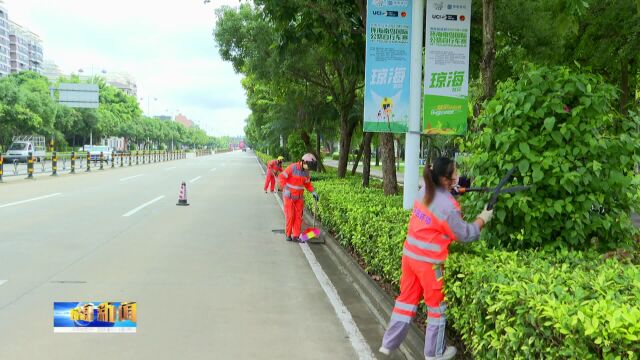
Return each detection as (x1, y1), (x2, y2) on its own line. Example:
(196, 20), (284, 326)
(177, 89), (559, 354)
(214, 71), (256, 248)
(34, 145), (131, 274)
(364, 0), (412, 133)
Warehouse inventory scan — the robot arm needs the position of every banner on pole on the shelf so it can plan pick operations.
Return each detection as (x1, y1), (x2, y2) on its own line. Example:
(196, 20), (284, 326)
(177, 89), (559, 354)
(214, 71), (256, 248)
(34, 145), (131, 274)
(363, 0), (412, 134)
(423, 0), (472, 135)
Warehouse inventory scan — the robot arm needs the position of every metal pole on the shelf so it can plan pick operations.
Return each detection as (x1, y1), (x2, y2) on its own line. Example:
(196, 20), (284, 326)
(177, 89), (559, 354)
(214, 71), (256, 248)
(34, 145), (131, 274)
(86, 152), (91, 172)
(26, 152), (34, 180)
(71, 152), (76, 174)
(403, 0), (425, 210)
(100, 152), (104, 170)
(51, 151), (58, 176)
(0, 154), (3, 183)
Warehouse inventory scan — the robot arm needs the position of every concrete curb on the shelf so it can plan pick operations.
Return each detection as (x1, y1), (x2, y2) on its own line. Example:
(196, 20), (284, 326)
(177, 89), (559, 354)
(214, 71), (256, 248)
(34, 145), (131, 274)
(255, 153), (424, 359)
(301, 210), (425, 360)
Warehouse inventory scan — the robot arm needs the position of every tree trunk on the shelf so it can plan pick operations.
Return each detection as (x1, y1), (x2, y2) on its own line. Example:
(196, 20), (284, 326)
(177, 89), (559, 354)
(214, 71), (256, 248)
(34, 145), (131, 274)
(480, 0), (496, 102)
(362, 132), (373, 187)
(316, 131), (325, 172)
(375, 146), (380, 166)
(620, 58), (630, 114)
(380, 133), (398, 195)
(337, 113), (356, 178)
(351, 138), (365, 175)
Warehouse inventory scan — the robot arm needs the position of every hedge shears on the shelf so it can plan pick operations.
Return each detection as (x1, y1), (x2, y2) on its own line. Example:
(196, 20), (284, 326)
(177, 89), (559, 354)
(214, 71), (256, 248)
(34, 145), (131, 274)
(454, 167), (530, 210)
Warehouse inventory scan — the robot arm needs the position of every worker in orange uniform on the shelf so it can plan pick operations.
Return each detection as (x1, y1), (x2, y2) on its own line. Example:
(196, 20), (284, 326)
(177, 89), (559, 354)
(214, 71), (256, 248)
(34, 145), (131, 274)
(379, 157), (493, 360)
(264, 156), (284, 193)
(278, 153), (319, 242)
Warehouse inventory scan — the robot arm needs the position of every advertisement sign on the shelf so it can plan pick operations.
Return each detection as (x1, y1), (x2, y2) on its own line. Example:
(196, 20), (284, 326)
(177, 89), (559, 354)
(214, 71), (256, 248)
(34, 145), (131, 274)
(54, 302), (137, 333)
(363, 0), (412, 133)
(423, 0), (472, 135)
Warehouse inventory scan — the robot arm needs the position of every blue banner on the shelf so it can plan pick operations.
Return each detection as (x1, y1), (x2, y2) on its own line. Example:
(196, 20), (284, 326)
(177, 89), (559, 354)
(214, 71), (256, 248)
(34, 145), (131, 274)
(364, 0), (412, 133)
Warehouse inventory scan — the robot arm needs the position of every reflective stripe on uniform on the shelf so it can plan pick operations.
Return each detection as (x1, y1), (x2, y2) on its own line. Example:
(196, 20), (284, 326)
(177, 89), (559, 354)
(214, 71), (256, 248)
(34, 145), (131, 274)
(394, 301), (418, 313)
(292, 168), (309, 177)
(390, 313), (413, 323)
(433, 265), (444, 281)
(406, 235), (442, 252)
(427, 304), (446, 315)
(286, 184), (305, 190)
(427, 316), (446, 325)
(403, 248), (443, 264)
(282, 172), (289, 178)
(283, 190), (302, 200)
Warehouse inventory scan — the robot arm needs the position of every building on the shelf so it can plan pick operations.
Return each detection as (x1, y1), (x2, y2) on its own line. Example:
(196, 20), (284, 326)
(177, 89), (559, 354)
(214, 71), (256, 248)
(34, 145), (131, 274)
(40, 59), (62, 82)
(97, 302), (116, 323)
(106, 71), (137, 97)
(175, 113), (194, 128)
(118, 302), (137, 323)
(0, 1), (11, 76)
(8, 20), (43, 74)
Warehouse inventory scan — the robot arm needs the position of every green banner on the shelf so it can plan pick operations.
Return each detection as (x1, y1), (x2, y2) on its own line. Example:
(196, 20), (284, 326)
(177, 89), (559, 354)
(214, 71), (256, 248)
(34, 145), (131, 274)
(423, 95), (467, 135)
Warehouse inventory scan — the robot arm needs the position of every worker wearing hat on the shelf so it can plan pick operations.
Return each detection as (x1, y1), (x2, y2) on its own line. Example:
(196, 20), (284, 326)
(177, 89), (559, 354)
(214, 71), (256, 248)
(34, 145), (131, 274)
(278, 153), (319, 242)
(264, 156), (285, 193)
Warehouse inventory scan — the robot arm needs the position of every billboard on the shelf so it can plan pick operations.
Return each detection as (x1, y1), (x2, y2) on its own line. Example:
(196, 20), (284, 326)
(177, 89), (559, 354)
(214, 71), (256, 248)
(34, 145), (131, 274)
(363, 0), (412, 133)
(57, 83), (100, 109)
(423, 0), (472, 135)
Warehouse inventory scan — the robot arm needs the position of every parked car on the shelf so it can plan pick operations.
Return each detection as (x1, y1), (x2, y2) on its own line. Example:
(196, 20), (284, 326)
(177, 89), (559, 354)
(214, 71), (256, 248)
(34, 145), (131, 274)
(83, 145), (113, 162)
(4, 135), (46, 163)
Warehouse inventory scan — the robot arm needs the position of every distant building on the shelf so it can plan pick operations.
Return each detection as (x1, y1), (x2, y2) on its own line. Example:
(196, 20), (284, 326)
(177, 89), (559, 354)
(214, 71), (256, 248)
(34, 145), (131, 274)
(8, 20), (43, 74)
(41, 59), (62, 82)
(0, 1), (10, 76)
(106, 71), (137, 97)
(175, 113), (194, 128)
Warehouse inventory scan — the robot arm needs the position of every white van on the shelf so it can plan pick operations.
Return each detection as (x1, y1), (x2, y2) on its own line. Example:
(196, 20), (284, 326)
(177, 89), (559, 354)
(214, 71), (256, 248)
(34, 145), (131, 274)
(4, 135), (46, 163)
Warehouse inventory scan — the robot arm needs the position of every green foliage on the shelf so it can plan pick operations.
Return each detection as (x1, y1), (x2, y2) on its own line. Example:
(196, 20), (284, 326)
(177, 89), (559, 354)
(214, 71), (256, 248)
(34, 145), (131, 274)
(304, 176), (409, 283)
(304, 168), (640, 359)
(446, 247), (640, 359)
(286, 132), (307, 161)
(463, 66), (640, 250)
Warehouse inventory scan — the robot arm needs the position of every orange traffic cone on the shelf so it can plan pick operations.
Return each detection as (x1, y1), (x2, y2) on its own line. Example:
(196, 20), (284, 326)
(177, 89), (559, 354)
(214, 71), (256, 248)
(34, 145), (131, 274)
(177, 181), (190, 206)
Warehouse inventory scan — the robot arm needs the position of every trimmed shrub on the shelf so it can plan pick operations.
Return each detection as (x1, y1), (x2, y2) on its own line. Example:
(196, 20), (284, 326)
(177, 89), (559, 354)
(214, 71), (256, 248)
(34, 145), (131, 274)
(463, 66), (640, 250)
(446, 246), (640, 359)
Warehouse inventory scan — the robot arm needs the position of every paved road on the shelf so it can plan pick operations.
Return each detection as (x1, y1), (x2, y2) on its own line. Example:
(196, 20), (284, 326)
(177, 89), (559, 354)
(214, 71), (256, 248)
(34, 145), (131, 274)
(0, 151), (384, 360)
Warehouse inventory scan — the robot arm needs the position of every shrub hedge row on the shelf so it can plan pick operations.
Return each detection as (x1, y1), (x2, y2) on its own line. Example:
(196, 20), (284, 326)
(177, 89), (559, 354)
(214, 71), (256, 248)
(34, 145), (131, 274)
(258, 150), (640, 358)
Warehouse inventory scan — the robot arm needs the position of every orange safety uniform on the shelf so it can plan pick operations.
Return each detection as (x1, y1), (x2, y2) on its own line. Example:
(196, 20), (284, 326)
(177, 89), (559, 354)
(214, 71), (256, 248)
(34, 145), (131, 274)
(264, 160), (283, 192)
(278, 162), (314, 238)
(381, 187), (480, 358)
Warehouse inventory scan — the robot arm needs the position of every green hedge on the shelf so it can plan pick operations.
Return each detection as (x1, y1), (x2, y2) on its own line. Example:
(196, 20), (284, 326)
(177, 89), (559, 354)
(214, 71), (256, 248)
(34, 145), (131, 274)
(304, 174), (640, 359)
(447, 246), (640, 359)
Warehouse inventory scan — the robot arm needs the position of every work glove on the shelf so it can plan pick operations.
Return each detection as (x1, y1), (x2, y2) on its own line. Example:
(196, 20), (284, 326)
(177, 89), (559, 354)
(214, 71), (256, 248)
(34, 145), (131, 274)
(312, 192), (320, 202)
(477, 206), (494, 224)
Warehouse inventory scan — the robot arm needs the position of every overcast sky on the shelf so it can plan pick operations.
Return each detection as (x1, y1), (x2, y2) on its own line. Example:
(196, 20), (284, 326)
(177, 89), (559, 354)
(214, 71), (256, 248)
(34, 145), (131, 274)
(4, 0), (249, 136)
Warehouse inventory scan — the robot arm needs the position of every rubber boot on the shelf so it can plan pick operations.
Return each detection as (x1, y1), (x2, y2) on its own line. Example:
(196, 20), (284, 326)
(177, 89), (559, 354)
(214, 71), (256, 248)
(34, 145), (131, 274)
(286, 236), (293, 242)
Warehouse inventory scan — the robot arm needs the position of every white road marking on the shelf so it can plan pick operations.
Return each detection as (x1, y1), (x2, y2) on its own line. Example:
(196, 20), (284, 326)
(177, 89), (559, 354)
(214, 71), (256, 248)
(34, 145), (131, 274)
(0, 193), (62, 209)
(270, 183), (374, 360)
(190, 176), (202, 183)
(0, 280), (7, 286)
(120, 174), (144, 181)
(122, 196), (165, 217)
(164, 167), (177, 171)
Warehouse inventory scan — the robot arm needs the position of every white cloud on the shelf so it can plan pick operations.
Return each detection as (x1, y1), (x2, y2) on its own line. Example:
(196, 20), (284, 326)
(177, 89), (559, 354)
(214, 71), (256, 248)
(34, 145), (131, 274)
(4, 0), (249, 136)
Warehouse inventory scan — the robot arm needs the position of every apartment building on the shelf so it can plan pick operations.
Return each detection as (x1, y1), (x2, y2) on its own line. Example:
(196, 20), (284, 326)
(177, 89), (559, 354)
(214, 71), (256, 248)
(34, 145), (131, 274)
(9, 20), (43, 74)
(0, 1), (11, 76)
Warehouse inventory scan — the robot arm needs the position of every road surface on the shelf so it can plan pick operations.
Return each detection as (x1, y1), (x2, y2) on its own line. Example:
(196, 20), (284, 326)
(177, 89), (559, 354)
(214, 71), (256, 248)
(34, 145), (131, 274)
(0, 151), (388, 360)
